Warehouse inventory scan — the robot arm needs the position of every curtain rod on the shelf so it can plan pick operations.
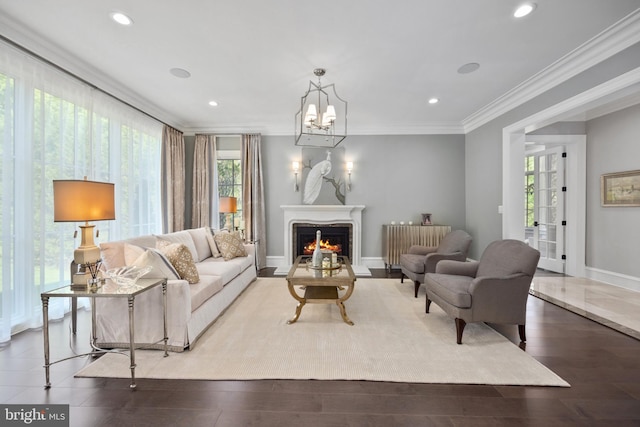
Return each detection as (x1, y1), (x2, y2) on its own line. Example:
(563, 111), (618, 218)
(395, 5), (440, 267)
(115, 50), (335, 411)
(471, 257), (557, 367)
(0, 33), (173, 129)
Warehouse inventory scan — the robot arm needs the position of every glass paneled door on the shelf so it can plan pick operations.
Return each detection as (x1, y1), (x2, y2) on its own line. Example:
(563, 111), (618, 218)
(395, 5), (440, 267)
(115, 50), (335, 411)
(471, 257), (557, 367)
(529, 147), (566, 273)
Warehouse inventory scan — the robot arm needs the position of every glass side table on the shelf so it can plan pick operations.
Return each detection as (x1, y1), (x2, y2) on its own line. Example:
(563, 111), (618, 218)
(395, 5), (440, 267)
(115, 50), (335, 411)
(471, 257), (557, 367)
(41, 277), (168, 390)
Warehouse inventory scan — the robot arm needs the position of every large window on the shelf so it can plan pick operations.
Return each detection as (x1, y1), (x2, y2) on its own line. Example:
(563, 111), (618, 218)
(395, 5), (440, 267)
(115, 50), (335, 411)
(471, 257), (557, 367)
(0, 42), (163, 342)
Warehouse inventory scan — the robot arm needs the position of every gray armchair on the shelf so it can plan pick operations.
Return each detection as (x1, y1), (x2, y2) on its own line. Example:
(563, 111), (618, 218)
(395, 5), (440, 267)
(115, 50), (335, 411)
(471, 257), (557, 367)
(425, 239), (540, 344)
(400, 230), (472, 298)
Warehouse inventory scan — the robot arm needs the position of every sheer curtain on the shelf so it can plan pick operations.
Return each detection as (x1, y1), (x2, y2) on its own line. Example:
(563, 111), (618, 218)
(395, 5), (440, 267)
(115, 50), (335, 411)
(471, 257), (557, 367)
(161, 126), (185, 233)
(0, 40), (163, 343)
(241, 134), (267, 269)
(191, 134), (220, 229)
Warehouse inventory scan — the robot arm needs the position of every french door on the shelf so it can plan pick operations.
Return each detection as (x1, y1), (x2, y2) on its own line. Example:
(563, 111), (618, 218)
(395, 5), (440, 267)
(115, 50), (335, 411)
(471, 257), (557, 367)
(527, 146), (566, 273)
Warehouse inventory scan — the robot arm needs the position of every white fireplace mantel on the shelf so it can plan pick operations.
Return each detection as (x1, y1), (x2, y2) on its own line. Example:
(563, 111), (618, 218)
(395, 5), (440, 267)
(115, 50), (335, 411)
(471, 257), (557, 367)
(277, 205), (369, 275)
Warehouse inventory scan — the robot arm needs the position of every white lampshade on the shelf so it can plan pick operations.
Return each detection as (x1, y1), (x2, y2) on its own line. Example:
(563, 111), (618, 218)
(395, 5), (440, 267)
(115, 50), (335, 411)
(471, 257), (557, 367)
(292, 161), (300, 172)
(324, 105), (336, 121)
(304, 104), (317, 121)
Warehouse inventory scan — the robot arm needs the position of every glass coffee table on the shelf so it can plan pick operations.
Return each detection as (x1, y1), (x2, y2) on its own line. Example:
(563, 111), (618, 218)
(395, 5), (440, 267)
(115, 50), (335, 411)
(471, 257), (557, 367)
(286, 255), (356, 325)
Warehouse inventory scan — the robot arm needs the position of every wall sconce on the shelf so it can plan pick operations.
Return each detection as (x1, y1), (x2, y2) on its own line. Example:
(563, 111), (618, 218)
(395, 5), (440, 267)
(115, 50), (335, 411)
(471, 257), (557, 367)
(346, 161), (353, 191)
(292, 161), (300, 192)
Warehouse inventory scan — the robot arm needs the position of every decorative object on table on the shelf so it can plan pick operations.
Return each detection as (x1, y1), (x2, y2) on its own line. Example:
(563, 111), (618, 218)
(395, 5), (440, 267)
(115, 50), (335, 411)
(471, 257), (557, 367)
(86, 260), (102, 290)
(312, 230), (323, 267)
(106, 265), (153, 287)
(301, 147), (346, 205)
(219, 196), (237, 229)
(294, 68), (347, 148)
(601, 169), (640, 206)
(421, 213), (432, 225)
(53, 177), (115, 290)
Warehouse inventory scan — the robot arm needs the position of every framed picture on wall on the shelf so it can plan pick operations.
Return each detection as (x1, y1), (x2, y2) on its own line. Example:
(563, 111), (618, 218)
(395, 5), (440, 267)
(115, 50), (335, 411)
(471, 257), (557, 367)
(601, 169), (640, 206)
(421, 213), (432, 225)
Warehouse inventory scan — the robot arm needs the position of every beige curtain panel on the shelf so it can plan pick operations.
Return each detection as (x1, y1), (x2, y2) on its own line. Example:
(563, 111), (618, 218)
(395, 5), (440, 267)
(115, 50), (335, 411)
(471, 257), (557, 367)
(242, 133), (267, 270)
(191, 134), (218, 229)
(162, 125), (186, 233)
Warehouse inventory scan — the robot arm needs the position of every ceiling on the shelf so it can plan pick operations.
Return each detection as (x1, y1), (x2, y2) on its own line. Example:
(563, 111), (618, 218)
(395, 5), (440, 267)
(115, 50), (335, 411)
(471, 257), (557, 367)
(1, 1), (639, 135)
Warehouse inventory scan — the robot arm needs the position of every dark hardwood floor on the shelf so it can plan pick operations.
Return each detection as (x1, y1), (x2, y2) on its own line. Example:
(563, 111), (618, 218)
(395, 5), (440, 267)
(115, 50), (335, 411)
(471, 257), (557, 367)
(1, 268), (640, 426)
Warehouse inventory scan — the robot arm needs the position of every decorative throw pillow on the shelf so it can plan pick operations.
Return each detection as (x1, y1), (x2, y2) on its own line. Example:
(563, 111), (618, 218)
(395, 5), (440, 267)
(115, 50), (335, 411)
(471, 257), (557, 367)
(205, 227), (222, 258)
(155, 232), (199, 263)
(131, 248), (181, 280)
(213, 231), (248, 261)
(156, 240), (200, 284)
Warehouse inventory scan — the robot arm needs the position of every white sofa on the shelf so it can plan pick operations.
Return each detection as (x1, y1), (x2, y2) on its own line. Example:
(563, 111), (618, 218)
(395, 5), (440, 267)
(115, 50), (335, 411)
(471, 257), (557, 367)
(94, 227), (257, 352)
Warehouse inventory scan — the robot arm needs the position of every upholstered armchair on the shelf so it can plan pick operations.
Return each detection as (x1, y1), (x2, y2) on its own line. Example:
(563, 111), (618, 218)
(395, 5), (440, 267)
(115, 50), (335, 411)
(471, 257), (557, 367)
(425, 239), (540, 344)
(400, 230), (472, 298)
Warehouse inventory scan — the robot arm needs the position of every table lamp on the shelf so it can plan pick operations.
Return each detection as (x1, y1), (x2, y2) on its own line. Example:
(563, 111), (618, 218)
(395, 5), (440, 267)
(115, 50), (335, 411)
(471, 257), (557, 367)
(219, 196), (237, 230)
(53, 177), (115, 289)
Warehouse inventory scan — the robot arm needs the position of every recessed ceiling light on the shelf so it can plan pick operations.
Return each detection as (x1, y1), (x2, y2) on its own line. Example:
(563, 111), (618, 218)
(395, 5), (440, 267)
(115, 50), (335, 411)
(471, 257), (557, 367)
(208, 101), (218, 107)
(428, 98), (439, 105)
(110, 12), (133, 26)
(169, 68), (191, 78)
(514, 3), (536, 18)
(457, 62), (480, 74)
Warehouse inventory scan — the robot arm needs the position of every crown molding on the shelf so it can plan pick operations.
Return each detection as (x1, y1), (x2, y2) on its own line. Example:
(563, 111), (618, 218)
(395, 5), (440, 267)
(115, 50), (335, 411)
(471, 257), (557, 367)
(462, 9), (640, 133)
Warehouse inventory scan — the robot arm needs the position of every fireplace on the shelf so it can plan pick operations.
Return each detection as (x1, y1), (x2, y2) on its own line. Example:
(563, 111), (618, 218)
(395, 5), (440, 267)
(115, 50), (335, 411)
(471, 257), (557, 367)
(293, 223), (351, 261)
(278, 205), (369, 276)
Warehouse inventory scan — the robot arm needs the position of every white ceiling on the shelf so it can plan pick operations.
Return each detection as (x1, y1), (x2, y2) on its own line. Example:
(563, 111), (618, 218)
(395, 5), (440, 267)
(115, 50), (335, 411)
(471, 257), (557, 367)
(1, 0), (639, 135)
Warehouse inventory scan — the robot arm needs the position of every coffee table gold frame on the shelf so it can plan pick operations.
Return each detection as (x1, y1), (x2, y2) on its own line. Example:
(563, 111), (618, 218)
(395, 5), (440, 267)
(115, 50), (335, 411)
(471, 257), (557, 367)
(286, 255), (356, 325)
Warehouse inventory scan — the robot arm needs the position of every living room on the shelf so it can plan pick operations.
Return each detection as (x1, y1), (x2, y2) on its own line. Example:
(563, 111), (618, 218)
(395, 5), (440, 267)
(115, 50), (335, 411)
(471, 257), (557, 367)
(1, 1), (640, 425)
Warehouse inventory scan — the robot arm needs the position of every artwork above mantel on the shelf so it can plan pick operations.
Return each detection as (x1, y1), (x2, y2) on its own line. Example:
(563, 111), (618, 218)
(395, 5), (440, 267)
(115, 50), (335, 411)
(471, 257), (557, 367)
(301, 147), (346, 205)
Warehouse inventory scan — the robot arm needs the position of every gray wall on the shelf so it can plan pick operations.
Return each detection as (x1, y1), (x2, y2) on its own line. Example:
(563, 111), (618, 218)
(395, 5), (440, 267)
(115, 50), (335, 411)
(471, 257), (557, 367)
(261, 134), (466, 260)
(585, 103), (640, 277)
(465, 42), (640, 260)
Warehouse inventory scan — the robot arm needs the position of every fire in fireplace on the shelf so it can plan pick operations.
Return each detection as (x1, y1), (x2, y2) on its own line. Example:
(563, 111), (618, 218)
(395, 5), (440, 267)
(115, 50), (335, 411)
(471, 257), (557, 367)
(303, 238), (341, 255)
(293, 223), (351, 262)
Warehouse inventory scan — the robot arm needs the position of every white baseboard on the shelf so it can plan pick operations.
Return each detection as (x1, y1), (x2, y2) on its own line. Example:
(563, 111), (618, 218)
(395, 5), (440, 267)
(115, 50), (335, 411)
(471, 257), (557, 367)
(266, 256), (285, 269)
(585, 267), (640, 293)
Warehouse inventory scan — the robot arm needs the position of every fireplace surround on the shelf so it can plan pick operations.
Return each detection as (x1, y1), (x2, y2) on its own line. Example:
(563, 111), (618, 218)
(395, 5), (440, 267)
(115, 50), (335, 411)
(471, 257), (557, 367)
(278, 205), (369, 275)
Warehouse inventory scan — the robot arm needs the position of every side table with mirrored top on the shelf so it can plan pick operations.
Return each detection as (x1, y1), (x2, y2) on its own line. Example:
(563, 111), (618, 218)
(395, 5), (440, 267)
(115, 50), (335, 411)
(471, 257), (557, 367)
(41, 277), (168, 390)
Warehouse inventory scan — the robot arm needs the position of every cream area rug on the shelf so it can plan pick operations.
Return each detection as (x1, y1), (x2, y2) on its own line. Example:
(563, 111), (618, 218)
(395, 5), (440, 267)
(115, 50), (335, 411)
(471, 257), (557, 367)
(76, 278), (569, 386)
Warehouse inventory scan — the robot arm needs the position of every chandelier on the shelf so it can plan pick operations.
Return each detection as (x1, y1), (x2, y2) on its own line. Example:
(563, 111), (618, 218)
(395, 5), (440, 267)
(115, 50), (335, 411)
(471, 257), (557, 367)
(295, 68), (347, 148)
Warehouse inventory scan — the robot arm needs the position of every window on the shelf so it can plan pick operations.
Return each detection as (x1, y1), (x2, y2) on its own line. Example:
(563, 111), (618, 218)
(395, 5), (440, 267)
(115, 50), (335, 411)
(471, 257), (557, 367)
(218, 151), (244, 229)
(0, 42), (163, 343)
